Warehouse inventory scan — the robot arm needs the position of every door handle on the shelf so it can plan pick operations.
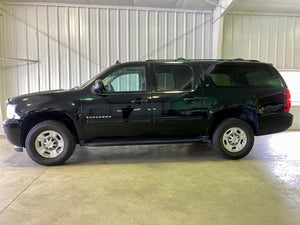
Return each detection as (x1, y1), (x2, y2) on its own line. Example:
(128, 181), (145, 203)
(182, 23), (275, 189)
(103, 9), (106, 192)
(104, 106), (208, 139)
(184, 97), (200, 103)
(131, 98), (148, 104)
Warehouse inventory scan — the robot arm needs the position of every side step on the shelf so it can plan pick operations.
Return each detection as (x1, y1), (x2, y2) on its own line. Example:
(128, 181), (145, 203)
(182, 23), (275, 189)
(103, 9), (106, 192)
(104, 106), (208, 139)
(85, 136), (209, 147)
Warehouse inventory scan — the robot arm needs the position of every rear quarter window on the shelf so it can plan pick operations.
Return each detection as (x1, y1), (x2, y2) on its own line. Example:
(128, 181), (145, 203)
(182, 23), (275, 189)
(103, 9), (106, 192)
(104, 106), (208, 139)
(209, 64), (285, 89)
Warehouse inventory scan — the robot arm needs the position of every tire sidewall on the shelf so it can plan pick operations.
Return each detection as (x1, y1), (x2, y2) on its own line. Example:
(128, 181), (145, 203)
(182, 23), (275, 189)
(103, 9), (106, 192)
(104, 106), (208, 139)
(213, 119), (254, 159)
(25, 121), (75, 166)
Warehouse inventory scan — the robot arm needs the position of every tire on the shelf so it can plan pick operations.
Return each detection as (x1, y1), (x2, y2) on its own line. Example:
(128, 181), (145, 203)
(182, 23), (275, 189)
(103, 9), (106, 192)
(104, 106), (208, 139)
(25, 120), (76, 166)
(212, 118), (254, 159)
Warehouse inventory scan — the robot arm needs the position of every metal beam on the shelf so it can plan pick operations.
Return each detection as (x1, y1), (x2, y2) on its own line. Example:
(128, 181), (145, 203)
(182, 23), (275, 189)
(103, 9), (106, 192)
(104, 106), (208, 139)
(202, 0), (226, 10)
(0, 57), (40, 63)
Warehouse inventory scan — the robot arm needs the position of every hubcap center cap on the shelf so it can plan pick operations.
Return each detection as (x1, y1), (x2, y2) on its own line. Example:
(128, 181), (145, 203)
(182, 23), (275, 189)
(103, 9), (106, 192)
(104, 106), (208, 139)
(44, 138), (57, 150)
(228, 134), (240, 145)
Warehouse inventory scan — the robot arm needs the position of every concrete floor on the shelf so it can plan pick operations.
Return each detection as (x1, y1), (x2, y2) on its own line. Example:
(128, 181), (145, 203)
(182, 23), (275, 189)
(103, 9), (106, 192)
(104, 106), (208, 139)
(0, 132), (300, 225)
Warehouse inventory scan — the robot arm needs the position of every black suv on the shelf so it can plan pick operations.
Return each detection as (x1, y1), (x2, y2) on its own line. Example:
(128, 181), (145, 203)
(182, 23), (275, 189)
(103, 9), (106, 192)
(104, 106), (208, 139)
(3, 59), (293, 165)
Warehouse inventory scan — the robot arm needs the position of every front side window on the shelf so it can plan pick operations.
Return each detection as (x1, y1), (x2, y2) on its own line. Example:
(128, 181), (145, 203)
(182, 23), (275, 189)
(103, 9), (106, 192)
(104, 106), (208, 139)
(102, 66), (146, 92)
(154, 65), (194, 91)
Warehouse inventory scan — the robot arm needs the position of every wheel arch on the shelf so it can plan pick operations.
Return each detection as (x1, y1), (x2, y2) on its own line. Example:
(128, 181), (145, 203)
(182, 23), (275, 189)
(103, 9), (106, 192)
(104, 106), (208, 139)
(20, 110), (79, 147)
(209, 107), (258, 139)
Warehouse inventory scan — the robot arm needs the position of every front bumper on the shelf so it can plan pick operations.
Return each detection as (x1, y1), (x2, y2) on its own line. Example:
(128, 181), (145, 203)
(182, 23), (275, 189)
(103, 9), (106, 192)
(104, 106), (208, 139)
(257, 112), (293, 135)
(2, 119), (23, 147)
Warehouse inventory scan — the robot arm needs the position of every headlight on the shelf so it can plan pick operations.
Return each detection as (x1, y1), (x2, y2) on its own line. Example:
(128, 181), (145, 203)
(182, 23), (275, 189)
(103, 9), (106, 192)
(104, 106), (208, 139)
(7, 104), (16, 119)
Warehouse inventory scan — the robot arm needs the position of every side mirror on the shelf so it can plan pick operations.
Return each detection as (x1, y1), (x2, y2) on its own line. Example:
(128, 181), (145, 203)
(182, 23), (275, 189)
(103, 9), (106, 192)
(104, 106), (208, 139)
(92, 79), (105, 94)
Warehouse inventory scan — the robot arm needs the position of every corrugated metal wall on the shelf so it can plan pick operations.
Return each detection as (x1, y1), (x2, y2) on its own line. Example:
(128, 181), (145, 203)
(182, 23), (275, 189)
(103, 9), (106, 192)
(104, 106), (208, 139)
(222, 13), (300, 70)
(0, 3), (213, 125)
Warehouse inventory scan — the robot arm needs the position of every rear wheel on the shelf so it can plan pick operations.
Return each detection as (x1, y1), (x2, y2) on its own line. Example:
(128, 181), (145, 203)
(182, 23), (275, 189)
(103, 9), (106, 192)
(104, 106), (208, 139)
(25, 120), (75, 166)
(212, 118), (254, 159)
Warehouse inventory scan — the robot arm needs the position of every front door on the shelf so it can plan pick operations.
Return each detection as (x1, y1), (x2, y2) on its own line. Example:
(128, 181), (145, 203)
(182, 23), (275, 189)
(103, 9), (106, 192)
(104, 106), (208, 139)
(81, 64), (152, 141)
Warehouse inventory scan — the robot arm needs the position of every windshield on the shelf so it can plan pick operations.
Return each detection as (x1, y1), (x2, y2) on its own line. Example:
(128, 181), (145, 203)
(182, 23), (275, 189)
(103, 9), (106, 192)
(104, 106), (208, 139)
(78, 75), (98, 89)
(75, 65), (116, 89)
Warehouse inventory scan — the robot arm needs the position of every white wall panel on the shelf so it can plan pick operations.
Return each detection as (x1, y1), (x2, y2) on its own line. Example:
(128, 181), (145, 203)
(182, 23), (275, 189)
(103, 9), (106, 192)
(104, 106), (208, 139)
(69, 7), (80, 88)
(27, 6), (39, 93)
(0, 5), (3, 133)
(37, 6), (50, 91)
(89, 8), (100, 77)
(222, 13), (300, 70)
(195, 14), (206, 59)
(99, 8), (109, 69)
(4, 5), (18, 99)
(48, 6), (60, 90)
(129, 10), (138, 60)
(138, 11), (147, 60)
(58, 6), (70, 89)
(79, 7), (90, 85)
(0, 2), (212, 121)
(16, 5), (28, 95)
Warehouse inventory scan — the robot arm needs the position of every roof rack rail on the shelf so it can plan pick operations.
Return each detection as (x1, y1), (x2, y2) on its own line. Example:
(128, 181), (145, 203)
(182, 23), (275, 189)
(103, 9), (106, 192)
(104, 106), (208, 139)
(175, 57), (187, 61)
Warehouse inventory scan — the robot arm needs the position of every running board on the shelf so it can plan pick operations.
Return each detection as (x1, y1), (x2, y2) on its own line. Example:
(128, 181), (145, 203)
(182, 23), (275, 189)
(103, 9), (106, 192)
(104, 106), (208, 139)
(85, 136), (209, 147)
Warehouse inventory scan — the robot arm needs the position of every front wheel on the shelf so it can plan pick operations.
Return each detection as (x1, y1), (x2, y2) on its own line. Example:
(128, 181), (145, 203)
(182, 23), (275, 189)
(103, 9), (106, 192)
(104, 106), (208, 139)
(25, 120), (76, 166)
(212, 118), (254, 159)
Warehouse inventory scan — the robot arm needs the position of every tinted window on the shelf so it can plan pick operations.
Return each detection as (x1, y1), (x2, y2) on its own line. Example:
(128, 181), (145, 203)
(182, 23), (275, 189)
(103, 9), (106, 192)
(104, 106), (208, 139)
(102, 66), (146, 92)
(209, 64), (285, 89)
(154, 65), (194, 91)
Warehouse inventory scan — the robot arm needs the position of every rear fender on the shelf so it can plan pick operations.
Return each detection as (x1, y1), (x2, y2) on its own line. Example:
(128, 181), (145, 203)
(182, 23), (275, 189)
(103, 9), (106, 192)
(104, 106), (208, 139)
(210, 107), (258, 138)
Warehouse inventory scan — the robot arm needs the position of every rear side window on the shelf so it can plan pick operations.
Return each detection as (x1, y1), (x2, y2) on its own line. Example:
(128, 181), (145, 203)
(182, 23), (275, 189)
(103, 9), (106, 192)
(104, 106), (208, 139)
(209, 64), (285, 89)
(154, 65), (194, 91)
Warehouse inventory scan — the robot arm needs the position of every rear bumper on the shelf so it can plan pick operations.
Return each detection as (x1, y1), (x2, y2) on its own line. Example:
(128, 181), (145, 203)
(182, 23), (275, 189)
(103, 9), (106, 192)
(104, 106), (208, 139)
(2, 119), (22, 147)
(257, 112), (293, 135)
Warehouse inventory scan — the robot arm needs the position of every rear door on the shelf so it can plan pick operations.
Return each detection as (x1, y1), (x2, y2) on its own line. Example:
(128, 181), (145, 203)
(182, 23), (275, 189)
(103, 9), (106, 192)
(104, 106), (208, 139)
(149, 63), (204, 137)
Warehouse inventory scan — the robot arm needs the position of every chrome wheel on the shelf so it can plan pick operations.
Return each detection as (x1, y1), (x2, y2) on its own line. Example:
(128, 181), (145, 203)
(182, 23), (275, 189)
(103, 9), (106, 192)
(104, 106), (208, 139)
(35, 130), (65, 158)
(222, 127), (247, 153)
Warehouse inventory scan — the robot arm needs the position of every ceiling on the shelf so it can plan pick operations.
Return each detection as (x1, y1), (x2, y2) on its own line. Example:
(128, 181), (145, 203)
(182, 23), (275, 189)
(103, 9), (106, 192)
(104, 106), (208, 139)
(2, 0), (300, 14)
(2, 0), (220, 10)
(230, 0), (300, 14)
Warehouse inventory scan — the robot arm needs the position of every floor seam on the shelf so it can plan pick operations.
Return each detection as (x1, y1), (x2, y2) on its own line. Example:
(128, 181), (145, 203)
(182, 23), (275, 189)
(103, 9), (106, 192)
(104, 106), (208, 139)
(0, 168), (47, 214)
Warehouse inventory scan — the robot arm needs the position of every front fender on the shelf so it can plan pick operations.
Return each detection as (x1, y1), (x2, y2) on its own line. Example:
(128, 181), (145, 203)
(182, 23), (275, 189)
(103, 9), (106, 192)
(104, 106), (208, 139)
(20, 109), (82, 146)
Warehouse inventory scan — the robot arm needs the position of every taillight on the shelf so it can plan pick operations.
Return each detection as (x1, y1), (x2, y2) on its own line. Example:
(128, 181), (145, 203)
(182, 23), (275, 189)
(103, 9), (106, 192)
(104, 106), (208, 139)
(284, 89), (291, 112)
